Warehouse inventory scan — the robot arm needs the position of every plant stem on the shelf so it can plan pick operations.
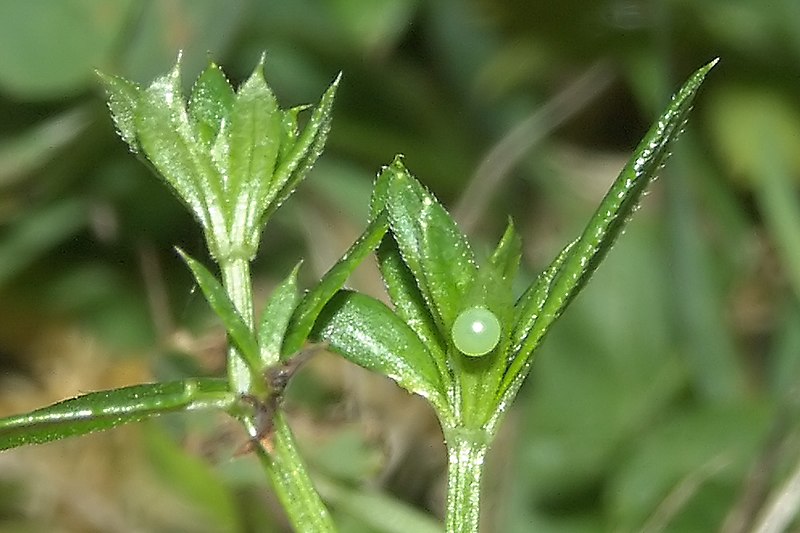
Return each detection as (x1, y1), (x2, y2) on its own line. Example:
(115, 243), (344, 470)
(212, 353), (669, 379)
(220, 255), (335, 531)
(220, 256), (255, 393)
(445, 429), (489, 533)
(256, 414), (337, 532)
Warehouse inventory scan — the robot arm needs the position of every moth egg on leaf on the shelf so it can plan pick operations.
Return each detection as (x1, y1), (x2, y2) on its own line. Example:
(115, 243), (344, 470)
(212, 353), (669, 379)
(451, 306), (501, 357)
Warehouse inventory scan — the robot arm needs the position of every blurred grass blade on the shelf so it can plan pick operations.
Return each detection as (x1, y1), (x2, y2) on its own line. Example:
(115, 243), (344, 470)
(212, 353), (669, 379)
(283, 211), (388, 356)
(0, 198), (88, 286)
(317, 478), (442, 533)
(525, 60), (717, 358)
(0, 378), (232, 451)
(313, 290), (449, 418)
(257, 261), (302, 366)
(0, 106), (91, 187)
(177, 249), (260, 370)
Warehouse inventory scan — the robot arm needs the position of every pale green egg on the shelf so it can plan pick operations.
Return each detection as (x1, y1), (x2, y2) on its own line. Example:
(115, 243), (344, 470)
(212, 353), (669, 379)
(451, 307), (501, 357)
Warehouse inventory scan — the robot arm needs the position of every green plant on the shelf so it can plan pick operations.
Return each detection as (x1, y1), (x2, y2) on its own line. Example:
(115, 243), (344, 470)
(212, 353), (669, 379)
(0, 54), (715, 532)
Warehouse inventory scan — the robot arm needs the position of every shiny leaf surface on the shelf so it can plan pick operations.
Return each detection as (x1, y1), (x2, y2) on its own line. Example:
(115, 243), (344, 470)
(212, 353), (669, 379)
(0, 379), (232, 451)
(313, 290), (450, 419)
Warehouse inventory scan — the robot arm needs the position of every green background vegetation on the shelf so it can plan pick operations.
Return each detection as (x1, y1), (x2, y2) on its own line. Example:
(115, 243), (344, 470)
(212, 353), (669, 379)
(0, 1), (798, 531)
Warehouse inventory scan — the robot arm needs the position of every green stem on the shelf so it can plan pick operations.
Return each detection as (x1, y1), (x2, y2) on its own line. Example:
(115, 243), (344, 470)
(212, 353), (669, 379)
(220, 256), (255, 393)
(220, 255), (335, 531)
(445, 430), (489, 533)
(255, 414), (337, 532)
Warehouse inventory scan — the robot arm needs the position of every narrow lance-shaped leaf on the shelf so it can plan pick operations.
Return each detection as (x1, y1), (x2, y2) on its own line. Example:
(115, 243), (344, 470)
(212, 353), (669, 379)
(384, 157), (477, 332)
(532, 60), (718, 348)
(278, 105), (310, 164)
(313, 291), (451, 421)
(135, 61), (227, 256)
(377, 236), (452, 392)
(283, 211), (389, 357)
(258, 261), (302, 366)
(488, 219), (522, 287)
(372, 166), (451, 392)
(258, 74), (341, 228)
(496, 239), (577, 404)
(177, 249), (260, 371)
(226, 58), (282, 247)
(97, 71), (141, 153)
(189, 62), (235, 147)
(0, 379), (232, 451)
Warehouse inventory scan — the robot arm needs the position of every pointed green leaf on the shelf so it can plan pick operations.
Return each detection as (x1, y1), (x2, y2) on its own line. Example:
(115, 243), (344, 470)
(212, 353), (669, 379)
(135, 61), (226, 254)
(283, 212), (389, 357)
(0, 378), (232, 451)
(509, 240), (577, 359)
(384, 156), (477, 331)
(369, 162), (392, 221)
(226, 59), (282, 247)
(259, 74), (341, 228)
(488, 219), (522, 287)
(177, 249), (260, 371)
(377, 236), (451, 387)
(534, 60), (717, 347)
(496, 239), (577, 407)
(371, 163), (450, 385)
(97, 71), (141, 153)
(189, 62), (234, 147)
(258, 262), (302, 366)
(312, 291), (449, 419)
(278, 105), (310, 163)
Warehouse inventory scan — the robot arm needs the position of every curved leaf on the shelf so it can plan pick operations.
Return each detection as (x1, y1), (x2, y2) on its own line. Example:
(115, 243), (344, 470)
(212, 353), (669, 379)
(376, 236), (451, 390)
(313, 291), (449, 419)
(0, 378), (232, 451)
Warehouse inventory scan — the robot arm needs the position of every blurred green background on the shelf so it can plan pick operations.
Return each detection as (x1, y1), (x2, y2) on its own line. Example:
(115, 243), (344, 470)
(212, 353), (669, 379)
(1, 0), (799, 531)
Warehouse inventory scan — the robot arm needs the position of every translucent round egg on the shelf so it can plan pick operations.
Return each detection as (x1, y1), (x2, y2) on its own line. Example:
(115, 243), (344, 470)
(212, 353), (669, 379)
(451, 307), (501, 357)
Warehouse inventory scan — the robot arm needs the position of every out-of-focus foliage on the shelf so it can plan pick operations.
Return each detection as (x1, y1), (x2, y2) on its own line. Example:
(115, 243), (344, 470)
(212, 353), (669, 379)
(1, 1), (799, 532)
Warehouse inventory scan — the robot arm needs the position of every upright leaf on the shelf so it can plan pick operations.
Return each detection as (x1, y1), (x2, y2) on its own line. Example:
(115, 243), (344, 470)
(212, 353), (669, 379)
(258, 262), (302, 366)
(226, 58), (282, 246)
(488, 219), (522, 287)
(283, 212), (388, 356)
(384, 157), (477, 331)
(135, 61), (225, 248)
(534, 60), (718, 348)
(97, 71), (141, 153)
(261, 74), (341, 226)
(189, 62), (234, 147)
(377, 236), (451, 390)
